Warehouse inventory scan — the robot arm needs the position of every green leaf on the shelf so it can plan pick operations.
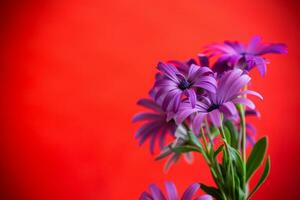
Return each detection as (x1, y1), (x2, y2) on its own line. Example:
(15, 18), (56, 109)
(246, 137), (268, 182)
(188, 131), (203, 149)
(200, 183), (223, 199)
(170, 145), (199, 153)
(224, 120), (239, 148)
(210, 126), (220, 138)
(224, 126), (231, 145)
(247, 157), (271, 199)
(214, 144), (224, 158)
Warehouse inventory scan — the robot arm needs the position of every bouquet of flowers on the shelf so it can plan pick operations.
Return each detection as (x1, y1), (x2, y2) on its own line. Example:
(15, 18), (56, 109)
(133, 36), (287, 200)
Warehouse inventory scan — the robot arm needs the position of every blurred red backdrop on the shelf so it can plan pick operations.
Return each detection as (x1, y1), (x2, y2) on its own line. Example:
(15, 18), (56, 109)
(0, 0), (299, 199)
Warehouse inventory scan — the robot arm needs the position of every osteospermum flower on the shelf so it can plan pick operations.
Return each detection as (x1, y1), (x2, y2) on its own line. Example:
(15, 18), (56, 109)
(206, 36), (287, 76)
(154, 62), (216, 112)
(133, 97), (177, 154)
(139, 181), (212, 200)
(175, 69), (262, 134)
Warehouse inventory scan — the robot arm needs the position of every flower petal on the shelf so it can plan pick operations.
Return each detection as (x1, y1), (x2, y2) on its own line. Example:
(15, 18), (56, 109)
(165, 181), (179, 200)
(232, 98), (255, 109)
(192, 113), (206, 135)
(181, 183), (200, 200)
(137, 98), (162, 112)
(219, 101), (238, 117)
(195, 194), (213, 200)
(238, 90), (263, 100)
(157, 62), (180, 83)
(139, 192), (153, 200)
(149, 184), (167, 200)
(132, 112), (161, 123)
(208, 109), (222, 127)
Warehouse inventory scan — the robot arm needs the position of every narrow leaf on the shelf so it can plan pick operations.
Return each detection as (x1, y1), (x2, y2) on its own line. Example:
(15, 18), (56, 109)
(188, 131), (203, 149)
(214, 144), (224, 158)
(247, 157), (271, 199)
(171, 145), (199, 153)
(224, 120), (239, 148)
(200, 183), (223, 199)
(246, 137), (268, 181)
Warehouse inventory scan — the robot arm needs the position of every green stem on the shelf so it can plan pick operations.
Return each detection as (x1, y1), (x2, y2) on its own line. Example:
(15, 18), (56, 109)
(200, 127), (227, 200)
(237, 104), (247, 196)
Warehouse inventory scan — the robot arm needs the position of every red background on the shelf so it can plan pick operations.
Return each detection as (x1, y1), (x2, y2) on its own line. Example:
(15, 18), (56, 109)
(1, 0), (299, 199)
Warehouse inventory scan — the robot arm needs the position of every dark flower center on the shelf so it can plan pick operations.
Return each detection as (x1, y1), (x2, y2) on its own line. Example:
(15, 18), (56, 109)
(207, 104), (219, 112)
(178, 79), (191, 90)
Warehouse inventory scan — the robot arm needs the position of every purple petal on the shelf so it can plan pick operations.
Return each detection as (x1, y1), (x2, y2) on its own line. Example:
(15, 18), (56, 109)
(187, 89), (197, 108)
(149, 132), (159, 154)
(135, 122), (159, 138)
(194, 76), (217, 93)
(217, 69), (244, 103)
(187, 64), (201, 80)
(198, 53), (209, 67)
(192, 113), (206, 135)
(181, 183), (200, 200)
(162, 90), (181, 111)
(253, 56), (267, 76)
(149, 184), (167, 200)
(232, 98), (255, 109)
(159, 127), (168, 149)
(175, 106), (196, 124)
(138, 99), (162, 112)
(195, 194), (213, 200)
(225, 73), (251, 101)
(247, 36), (262, 54)
(132, 112), (161, 122)
(165, 182), (179, 200)
(245, 109), (261, 118)
(219, 101), (238, 117)
(139, 192), (154, 200)
(238, 90), (263, 100)
(257, 43), (288, 55)
(208, 109), (222, 127)
(157, 62), (180, 84)
(246, 123), (257, 135)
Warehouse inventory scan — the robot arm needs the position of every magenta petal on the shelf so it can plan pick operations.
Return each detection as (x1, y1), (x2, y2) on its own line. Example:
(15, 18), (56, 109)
(138, 98), (162, 112)
(247, 36), (261, 53)
(253, 56), (267, 76)
(220, 101), (237, 116)
(132, 112), (161, 122)
(232, 98), (255, 109)
(149, 184), (167, 200)
(208, 109), (222, 127)
(238, 90), (263, 100)
(192, 113), (206, 135)
(187, 89), (197, 108)
(181, 183), (200, 200)
(139, 192), (154, 200)
(165, 181), (179, 200)
(195, 194), (213, 200)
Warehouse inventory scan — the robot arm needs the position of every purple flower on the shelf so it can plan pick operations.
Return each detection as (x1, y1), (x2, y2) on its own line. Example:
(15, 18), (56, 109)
(139, 181), (212, 200)
(133, 97), (177, 154)
(206, 36), (287, 76)
(154, 62), (217, 112)
(175, 69), (262, 134)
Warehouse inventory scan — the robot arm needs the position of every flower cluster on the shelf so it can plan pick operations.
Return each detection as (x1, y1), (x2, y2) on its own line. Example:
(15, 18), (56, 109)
(133, 36), (286, 200)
